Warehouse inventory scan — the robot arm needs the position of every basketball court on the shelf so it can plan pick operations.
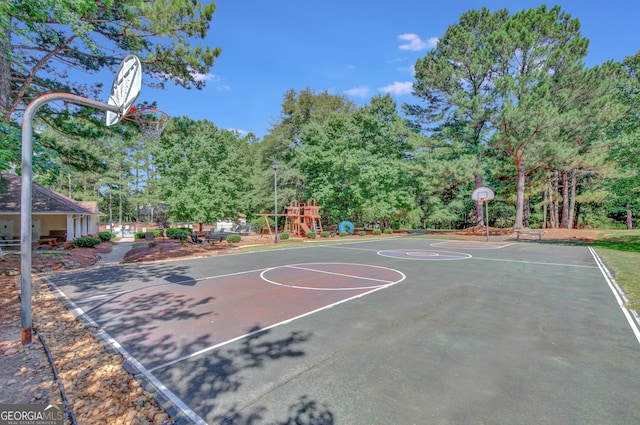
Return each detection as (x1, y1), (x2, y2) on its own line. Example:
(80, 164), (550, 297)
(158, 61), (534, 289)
(44, 236), (640, 424)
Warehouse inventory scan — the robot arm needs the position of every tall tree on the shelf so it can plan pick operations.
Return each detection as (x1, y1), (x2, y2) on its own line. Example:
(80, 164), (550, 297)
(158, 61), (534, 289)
(297, 95), (416, 227)
(253, 88), (356, 215)
(0, 0), (221, 171)
(490, 5), (589, 229)
(405, 7), (509, 227)
(606, 51), (640, 228)
(153, 117), (252, 224)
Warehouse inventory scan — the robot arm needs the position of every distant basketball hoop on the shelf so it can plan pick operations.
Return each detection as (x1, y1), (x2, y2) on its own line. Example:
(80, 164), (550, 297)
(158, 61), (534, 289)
(472, 186), (495, 201)
(122, 106), (170, 140)
(471, 186), (495, 241)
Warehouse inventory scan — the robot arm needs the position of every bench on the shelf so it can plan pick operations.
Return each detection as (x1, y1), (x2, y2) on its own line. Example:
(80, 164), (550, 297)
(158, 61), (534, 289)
(512, 228), (546, 240)
(204, 232), (228, 244)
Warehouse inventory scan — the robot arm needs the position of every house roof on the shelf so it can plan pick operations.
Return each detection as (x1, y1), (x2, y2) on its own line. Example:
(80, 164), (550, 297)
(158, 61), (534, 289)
(0, 173), (99, 215)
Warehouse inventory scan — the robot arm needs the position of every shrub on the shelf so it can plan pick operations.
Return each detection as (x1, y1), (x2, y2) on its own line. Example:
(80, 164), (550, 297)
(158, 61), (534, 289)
(226, 234), (241, 243)
(166, 228), (191, 240)
(320, 231), (331, 238)
(383, 228), (393, 234)
(339, 231), (347, 237)
(152, 228), (163, 238)
(148, 241), (157, 248)
(98, 231), (115, 242)
(134, 231), (145, 240)
(372, 229), (382, 235)
(71, 237), (101, 248)
(358, 230), (366, 236)
(306, 232), (316, 239)
(280, 232), (290, 240)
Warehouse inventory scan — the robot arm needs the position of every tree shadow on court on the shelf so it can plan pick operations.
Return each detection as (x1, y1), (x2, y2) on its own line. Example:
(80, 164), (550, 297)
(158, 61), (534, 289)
(215, 395), (334, 424)
(87, 287), (218, 369)
(153, 327), (335, 424)
(45, 261), (200, 296)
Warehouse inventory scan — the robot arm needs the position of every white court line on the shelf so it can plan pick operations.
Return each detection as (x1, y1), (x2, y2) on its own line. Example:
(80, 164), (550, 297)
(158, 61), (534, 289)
(84, 266), (272, 301)
(323, 245), (381, 252)
(470, 256), (599, 268)
(589, 247), (640, 345)
(430, 241), (514, 249)
(378, 249), (472, 261)
(44, 279), (207, 424)
(260, 263), (401, 290)
(149, 269), (406, 372)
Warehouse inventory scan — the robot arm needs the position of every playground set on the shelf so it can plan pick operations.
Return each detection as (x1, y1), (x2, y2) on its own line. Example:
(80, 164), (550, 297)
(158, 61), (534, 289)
(259, 199), (323, 237)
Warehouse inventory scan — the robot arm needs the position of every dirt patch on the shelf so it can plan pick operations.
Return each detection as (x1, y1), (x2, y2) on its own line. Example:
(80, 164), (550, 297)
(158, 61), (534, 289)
(436, 226), (599, 243)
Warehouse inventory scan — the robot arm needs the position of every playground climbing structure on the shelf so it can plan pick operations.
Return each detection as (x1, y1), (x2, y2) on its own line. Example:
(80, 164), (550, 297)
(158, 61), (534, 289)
(259, 199), (323, 238)
(283, 199), (323, 237)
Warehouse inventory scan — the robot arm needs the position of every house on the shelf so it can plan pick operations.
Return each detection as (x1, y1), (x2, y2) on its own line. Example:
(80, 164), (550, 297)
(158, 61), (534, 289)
(0, 173), (101, 242)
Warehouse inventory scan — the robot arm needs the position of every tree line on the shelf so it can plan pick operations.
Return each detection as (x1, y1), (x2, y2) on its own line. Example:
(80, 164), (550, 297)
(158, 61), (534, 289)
(1, 3), (638, 230)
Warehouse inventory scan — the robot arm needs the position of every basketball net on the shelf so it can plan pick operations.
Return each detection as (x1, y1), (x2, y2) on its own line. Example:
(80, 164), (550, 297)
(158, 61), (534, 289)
(123, 107), (170, 140)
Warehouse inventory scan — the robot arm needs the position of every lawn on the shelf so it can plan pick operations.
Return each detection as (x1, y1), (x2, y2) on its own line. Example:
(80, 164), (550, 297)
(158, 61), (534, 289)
(590, 229), (640, 312)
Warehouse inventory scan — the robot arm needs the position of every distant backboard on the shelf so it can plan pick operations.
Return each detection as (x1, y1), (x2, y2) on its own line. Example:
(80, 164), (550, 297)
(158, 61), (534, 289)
(472, 186), (495, 201)
(106, 55), (142, 126)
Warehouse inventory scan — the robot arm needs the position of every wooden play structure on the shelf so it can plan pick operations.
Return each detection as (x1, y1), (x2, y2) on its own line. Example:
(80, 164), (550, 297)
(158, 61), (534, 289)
(259, 199), (323, 237)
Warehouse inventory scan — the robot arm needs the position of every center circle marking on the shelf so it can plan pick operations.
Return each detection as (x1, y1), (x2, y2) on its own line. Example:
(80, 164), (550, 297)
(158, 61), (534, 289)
(260, 262), (405, 291)
(378, 249), (471, 261)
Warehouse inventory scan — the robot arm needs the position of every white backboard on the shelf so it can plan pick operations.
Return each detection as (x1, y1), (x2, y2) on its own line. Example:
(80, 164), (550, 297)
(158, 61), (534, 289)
(106, 55), (142, 126)
(472, 186), (495, 201)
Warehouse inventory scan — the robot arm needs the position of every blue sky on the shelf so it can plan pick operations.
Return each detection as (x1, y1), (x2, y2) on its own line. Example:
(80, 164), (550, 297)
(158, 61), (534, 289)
(132, 1), (640, 139)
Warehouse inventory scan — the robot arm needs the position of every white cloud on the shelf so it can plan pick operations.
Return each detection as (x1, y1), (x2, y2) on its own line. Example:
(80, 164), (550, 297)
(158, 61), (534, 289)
(344, 85), (370, 98)
(217, 84), (231, 91)
(190, 71), (217, 82)
(378, 81), (413, 96)
(228, 128), (248, 136)
(398, 33), (438, 51)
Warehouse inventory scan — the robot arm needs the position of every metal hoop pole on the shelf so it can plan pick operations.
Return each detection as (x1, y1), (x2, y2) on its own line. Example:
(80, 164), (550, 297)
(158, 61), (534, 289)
(21, 93), (120, 346)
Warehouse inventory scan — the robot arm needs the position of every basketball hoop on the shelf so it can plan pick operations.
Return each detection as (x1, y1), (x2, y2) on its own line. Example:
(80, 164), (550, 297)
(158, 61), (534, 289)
(122, 106), (170, 140)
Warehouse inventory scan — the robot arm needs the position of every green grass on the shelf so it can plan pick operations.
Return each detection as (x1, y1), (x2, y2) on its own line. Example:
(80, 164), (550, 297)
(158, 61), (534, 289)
(584, 230), (640, 312)
(596, 249), (640, 312)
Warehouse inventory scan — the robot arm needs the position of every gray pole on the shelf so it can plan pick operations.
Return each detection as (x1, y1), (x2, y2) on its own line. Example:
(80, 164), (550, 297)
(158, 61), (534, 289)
(485, 200), (490, 241)
(20, 93), (120, 346)
(272, 161), (278, 244)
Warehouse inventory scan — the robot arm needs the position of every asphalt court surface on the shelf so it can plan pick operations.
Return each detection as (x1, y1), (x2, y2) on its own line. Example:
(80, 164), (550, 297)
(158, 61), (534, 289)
(45, 236), (640, 424)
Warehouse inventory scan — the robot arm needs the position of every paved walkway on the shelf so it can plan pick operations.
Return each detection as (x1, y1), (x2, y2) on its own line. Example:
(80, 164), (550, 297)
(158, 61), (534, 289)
(97, 237), (135, 265)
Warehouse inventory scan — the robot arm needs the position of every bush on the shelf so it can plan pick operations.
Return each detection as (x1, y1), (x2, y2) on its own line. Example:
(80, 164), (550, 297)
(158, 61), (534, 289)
(320, 231), (331, 238)
(339, 231), (347, 237)
(152, 228), (163, 238)
(166, 228), (191, 240)
(226, 234), (241, 243)
(98, 231), (115, 242)
(280, 232), (290, 240)
(306, 232), (316, 239)
(383, 228), (393, 234)
(372, 229), (382, 235)
(134, 231), (145, 240)
(358, 230), (366, 236)
(71, 237), (101, 248)
(148, 241), (157, 248)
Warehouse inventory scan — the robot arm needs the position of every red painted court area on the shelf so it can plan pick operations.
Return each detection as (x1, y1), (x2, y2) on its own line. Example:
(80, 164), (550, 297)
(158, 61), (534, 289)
(88, 263), (404, 371)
